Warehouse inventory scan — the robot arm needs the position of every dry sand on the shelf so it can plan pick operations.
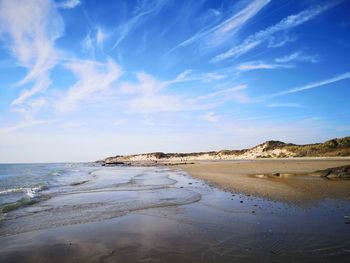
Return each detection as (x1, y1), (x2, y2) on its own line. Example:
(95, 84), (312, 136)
(179, 159), (350, 203)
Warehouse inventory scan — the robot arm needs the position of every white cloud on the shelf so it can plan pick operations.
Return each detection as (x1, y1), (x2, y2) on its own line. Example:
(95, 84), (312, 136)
(201, 72), (227, 82)
(165, 69), (229, 84)
(111, 0), (168, 50)
(169, 0), (270, 52)
(55, 59), (123, 113)
(0, 119), (52, 134)
(266, 103), (303, 108)
(11, 97), (48, 122)
(96, 27), (107, 46)
(0, 0), (63, 105)
(267, 34), (297, 48)
(264, 71), (350, 99)
(83, 26), (108, 54)
(11, 75), (51, 106)
(165, 69), (193, 85)
(236, 61), (291, 72)
(200, 112), (219, 122)
(120, 72), (248, 113)
(194, 85), (247, 101)
(214, 0), (269, 35)
(130, 94), (184, 113)
(82, 33), (94, 53)
(56, 0), (81, 9)
(275, 51), (319, 63)
(124, 72), (182, 113)
(209, 9), (221, 17)
(234, 52), (319, 73)
(191, 85), (250, 105)
(212, 1), (342, 62)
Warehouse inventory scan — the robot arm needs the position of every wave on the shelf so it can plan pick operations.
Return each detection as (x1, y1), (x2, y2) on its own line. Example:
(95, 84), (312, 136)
(1, 197), (39, 213)
(0, 184), (48, 198)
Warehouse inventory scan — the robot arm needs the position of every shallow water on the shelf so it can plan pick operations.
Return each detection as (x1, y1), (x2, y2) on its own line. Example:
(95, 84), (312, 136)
(0, 164), (349, 262)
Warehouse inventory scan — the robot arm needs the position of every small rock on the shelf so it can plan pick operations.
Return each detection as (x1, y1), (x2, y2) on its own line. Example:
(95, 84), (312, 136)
(240, 200), (243, 203)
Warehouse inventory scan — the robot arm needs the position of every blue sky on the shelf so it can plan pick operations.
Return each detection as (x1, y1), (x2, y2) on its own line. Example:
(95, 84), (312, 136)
(0, 0), (350, 162)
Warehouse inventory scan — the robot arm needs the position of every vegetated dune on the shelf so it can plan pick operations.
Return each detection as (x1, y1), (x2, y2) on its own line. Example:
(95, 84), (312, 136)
(99, 136), (350, 164)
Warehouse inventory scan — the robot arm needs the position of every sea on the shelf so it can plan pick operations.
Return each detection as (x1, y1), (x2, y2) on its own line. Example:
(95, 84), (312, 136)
(0, 163), (349, 262)
(0, 163), (98, 211)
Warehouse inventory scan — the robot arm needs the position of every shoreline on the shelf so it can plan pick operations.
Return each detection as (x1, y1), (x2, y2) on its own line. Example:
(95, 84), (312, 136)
(1, 162), (350, 262)
(178, 158), (350, 203)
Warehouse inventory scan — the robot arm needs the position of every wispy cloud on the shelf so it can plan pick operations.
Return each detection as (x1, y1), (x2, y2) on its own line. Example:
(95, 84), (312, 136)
(56, 0), (81, 9)
(267, 34), (297, 48)
(111, 0), (168, 51)
(212, 1), (342, 62)
(82, 26), (108, 55)
(188, 84), (250, 106)
(0, 0), (64, 105)
(55, 59), (122, 113)
(0, 119), (53, 134)
(168, 0), (270, 53)
(165, 69), (193, 85)
(266, 103), (303, 108)
(11, 98), (48, 122)
(96, 27), (107, 46)
(200, 112), (219, 122)
(11, 75), (51, 106)
(1, 96), (53, 134)
(194, 85), (247, 101)
(275, 51), (319, 63)
(120, 71), (247, 113)
(235, 61), (291, 72)
(263, 71), (350, 99)
(201, 72), (228, 82)
(122, 72), (184, 113)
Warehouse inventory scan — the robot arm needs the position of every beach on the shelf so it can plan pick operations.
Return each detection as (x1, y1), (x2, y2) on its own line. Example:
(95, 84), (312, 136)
(0, 160), (350, 262)
(180, 159), (350, 202)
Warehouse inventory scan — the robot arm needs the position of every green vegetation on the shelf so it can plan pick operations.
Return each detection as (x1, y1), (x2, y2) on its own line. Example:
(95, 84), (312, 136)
(283, 136), (350, 157)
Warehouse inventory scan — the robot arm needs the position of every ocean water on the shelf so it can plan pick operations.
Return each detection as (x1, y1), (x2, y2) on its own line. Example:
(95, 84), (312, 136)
(0, 163), (98, 209)
(0, 163), (349, 262)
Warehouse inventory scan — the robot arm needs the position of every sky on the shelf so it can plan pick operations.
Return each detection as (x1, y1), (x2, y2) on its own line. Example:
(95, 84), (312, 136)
(0, 0), (350, 163)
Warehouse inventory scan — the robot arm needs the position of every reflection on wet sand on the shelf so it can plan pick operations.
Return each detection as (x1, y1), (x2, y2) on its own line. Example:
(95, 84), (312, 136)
(1, 165), (350, 262)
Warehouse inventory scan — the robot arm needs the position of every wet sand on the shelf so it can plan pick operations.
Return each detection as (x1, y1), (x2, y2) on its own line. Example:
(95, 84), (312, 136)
(180, 159), (350, 202)
(1, 163), (350, 262)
